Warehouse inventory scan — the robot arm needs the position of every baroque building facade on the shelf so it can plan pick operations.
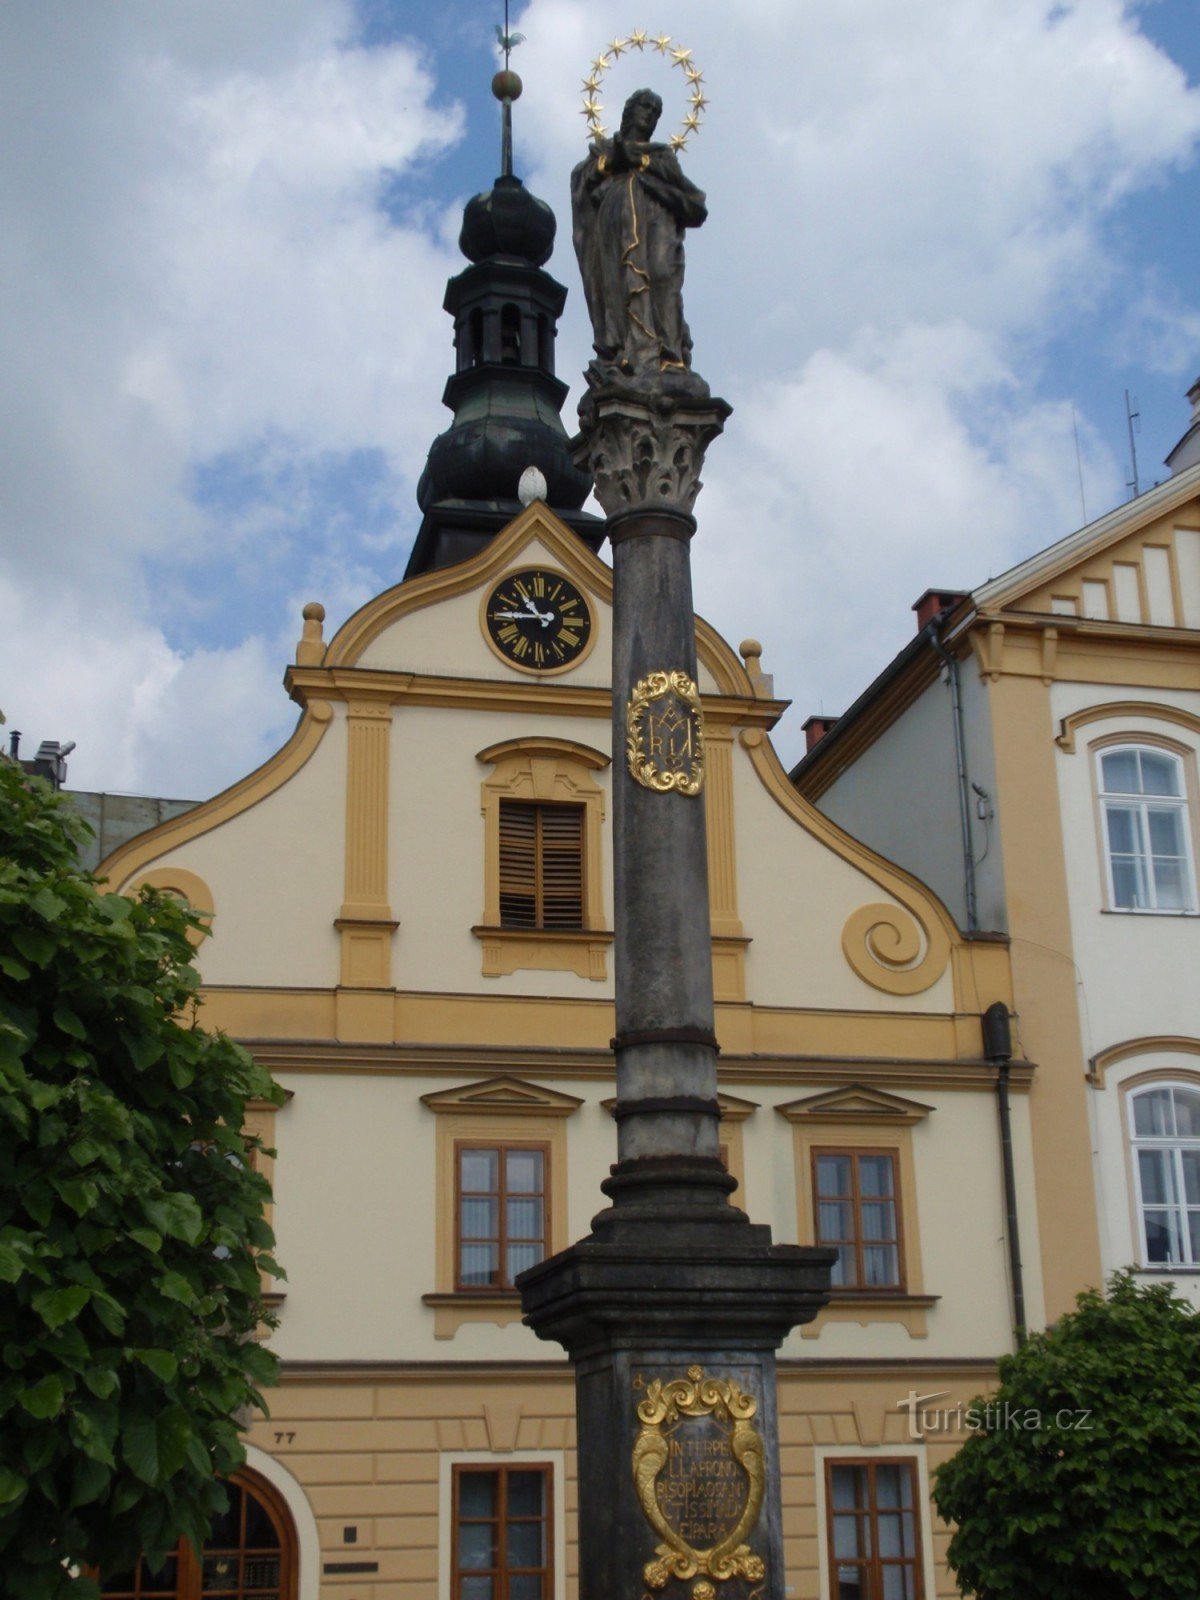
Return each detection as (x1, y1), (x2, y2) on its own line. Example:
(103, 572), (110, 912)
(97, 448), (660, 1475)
(91, 143), (1065, 1600)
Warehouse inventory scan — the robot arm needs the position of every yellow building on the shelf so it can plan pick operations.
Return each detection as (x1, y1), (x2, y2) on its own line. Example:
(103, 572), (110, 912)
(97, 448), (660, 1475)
(92, 151), (1042, 1600)
(794, 456), (1200, 1334)
(97, 492), (1038, 1600)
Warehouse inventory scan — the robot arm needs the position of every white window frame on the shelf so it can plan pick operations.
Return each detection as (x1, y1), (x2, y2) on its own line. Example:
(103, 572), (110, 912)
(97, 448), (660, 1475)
(1129, 1082), (1200, 1269)
(1096, 744), (1197, 914)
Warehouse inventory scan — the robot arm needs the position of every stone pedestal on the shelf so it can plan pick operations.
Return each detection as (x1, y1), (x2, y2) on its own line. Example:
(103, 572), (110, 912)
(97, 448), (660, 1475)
(520, 392), (834, 1600)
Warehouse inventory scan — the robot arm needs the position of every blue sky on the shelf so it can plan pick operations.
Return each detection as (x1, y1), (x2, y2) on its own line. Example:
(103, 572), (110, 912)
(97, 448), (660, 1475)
(1, 0), (1198, 796)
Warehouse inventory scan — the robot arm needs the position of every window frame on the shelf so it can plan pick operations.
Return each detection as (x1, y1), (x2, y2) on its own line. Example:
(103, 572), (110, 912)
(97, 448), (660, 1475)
(1093, 739), (1198, 915)
(498, 798), (586, 933)
(812, 1146), (906, 1292)
(451, 1463), (554, 1600)
(1127, 1080), (1200, 1269)
(823, 1456), (925, 1600)
(475, 739), (611, 980)
(97, 1470), (297, 1600)
(778, 1088), (936, 1339)
(454, 1139), (551, 1293)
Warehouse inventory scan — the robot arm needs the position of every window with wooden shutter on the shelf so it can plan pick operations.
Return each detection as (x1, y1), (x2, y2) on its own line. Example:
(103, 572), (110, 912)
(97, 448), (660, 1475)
(499, 801), (584, 931)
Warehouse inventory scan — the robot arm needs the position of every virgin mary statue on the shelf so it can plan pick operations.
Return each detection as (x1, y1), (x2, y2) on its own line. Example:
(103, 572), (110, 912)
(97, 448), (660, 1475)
(570, 88), (709, 394)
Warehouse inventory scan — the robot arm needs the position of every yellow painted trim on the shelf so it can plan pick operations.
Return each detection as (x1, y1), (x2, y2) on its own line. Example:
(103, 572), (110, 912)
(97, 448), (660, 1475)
(421, 1075), (585, 1117)
(1056, 700), (1200, 753)
(776, 1086), (934, 1126)
(96, 701), (334, 891)
(195, 985), (1034, 1083)
(341, 698), (394, 987)
(739, 728), (956, 998)
(1089, 1035), (1200, 1088)
(706, 726), (745, 1001)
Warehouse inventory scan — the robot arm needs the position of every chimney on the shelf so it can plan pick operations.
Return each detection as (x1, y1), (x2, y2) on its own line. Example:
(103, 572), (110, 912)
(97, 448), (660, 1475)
(802, 714), (840, 751)
(912, 588), (969, 631)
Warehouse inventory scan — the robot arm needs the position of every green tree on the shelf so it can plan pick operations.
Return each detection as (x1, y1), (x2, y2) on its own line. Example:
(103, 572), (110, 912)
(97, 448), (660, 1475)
(932, 1272), (1200, 1599)
(0, 764), (283, 1598)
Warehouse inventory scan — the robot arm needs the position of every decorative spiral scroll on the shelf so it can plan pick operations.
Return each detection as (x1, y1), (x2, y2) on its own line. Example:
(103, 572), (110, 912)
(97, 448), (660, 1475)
(581, 31), (707, 150)
(841, 902), (951, 996)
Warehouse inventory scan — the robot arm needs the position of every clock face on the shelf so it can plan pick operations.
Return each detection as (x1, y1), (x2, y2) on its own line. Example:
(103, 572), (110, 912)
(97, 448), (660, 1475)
(483, 568), (594, 673)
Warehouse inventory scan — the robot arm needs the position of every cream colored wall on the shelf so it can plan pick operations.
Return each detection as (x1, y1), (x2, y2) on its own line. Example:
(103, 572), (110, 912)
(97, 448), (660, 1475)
(131, 708), (347, 990)
(731, 742), (957, 1013)
(269, 1068), (1024, 1364)
(388, 705), (615, 999)
(1051, 683), (1200, 1301)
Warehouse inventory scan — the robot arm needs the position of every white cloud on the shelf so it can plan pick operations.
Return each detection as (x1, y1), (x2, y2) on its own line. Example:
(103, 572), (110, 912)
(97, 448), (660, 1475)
(1, 0), (1197, 794)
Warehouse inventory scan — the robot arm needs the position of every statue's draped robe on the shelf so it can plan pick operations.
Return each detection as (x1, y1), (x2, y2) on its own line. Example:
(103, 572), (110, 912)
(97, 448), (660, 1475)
(571, 141), (707, 379)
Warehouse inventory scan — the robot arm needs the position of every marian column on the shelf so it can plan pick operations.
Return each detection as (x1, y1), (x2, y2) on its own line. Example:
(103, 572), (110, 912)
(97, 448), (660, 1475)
(520, 55), (833, 1600)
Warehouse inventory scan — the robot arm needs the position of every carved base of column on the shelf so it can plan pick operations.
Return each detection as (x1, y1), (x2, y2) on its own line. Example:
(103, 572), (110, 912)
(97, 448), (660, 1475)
(519, 1209), (833, 1600)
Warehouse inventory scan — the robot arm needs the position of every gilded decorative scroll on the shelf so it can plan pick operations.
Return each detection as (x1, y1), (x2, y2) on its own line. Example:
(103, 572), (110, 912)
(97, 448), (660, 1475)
(632, 1365), (766, 1594)
(627, 671), (706, 795)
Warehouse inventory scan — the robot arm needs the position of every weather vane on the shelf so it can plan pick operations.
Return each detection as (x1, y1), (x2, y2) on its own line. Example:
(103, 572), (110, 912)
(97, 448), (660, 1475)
(492, 0), (526, 179)
(579, 30), (707, 150)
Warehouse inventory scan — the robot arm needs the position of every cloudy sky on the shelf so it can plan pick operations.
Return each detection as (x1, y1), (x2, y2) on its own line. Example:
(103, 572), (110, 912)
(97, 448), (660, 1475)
(2, 0), (1198, 797)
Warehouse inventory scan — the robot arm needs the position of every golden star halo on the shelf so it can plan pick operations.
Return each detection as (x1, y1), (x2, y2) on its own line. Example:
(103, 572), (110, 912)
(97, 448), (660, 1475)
(579, 31), (707, 150)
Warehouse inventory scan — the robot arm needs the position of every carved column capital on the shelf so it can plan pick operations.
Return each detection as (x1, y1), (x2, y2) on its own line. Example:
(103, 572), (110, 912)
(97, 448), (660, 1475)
(573, 391), (732, 519)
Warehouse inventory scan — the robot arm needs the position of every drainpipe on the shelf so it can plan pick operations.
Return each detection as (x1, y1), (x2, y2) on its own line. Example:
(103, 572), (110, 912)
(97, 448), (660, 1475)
(929, 623), (978, 933)
(983, 1001), (1027, 1346)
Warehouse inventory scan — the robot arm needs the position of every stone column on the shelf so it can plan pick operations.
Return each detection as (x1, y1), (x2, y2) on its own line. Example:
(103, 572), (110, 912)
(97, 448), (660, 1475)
(520, 391), (834, 1600)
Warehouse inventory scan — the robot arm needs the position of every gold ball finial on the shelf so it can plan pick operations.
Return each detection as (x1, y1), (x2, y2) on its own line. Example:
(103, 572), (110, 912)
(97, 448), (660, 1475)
(493, 69), (523, 101)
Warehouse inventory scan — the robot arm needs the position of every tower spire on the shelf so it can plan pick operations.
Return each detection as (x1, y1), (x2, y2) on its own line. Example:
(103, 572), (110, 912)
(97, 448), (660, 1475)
(403, 54), (601, 580)
(494, 5), (525, 180)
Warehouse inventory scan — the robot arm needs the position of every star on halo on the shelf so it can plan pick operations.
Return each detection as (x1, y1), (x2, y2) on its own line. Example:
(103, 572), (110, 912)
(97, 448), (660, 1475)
(628, 29), (649, 49)
(652, 33), (672, 53)
(609, 36), (626, 57)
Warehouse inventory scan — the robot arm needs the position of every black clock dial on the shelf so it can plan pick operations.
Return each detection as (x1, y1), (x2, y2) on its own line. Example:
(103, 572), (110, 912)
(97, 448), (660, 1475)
(485, 568), (593, 672)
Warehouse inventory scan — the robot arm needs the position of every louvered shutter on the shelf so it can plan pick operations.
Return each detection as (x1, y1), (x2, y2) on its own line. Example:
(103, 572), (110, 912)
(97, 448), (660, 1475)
(498, 801), (584, 930)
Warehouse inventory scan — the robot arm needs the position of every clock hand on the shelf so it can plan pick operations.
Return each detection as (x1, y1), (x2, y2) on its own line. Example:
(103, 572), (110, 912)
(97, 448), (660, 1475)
(520, 596), (556, 625)
(493, 609), (535, 622)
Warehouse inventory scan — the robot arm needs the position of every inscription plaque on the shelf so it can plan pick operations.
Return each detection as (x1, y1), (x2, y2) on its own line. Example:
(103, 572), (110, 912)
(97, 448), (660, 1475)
(626, 671), (706, 795)
(632, 1365), (766, 1595)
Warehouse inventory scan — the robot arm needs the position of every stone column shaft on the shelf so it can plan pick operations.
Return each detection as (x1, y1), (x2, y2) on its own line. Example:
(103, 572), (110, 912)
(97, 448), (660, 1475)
(611, 516), (720, 1169)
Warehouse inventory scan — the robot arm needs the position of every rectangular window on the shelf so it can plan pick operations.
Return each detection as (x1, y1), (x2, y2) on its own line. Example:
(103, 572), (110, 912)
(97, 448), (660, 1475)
(814, 1150), (902, 1289)
(826, 1459), (923, 1599)
(1098, 746), (1196, 913)
(498, 801), (584, 930)
(453, 1466), (552, 1600)
(457, 1144), (548, 1290)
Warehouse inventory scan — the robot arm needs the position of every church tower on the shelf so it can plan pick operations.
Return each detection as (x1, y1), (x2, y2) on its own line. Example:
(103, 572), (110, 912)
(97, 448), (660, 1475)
(404, 74), (601, 577)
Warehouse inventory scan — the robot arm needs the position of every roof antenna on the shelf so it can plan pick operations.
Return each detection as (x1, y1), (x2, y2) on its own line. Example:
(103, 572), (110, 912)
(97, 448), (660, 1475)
(1071, 403), (1087, 526)
(1125, 389), (1141, 499)
(494, 1), (526, 179)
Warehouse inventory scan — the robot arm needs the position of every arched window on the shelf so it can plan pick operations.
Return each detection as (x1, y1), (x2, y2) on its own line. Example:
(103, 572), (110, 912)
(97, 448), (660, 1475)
(99, 1471), (297, 1600)
(500, 304), (521, 365)
(466, 307), (484, 369)
(1129, 1083), (1200, 1266)
(1097, 745), (1196, 912)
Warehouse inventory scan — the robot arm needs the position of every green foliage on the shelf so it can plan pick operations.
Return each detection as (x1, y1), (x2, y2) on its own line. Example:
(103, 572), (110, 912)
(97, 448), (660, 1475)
(0, 765), (284, 1598)
(932, 1272), (1200, 1599)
